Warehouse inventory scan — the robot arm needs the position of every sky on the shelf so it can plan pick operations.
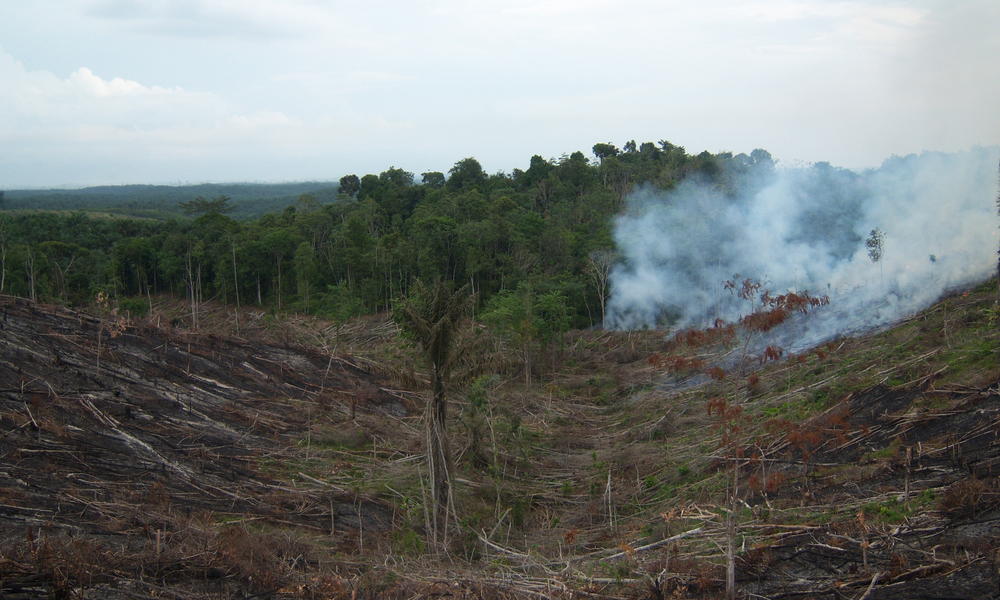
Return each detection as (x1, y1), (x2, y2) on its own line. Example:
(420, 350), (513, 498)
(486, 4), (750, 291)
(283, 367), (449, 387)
(1, 0), (998, 187)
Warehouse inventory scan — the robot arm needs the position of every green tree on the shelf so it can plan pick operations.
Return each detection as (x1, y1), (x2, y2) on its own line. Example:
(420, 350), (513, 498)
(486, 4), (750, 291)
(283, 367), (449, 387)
(359, 174), (381, 199)
(411, 215), (459, 280)
(109, 238), (157, 300)
(447, 157), (487, 191)
(421, 171), (446, 188)
(379, 166), (414, 188)
(481, 282), (570, 384)
(293, 241), (318, 308)
(338, 174), (361, 198)
(866, 228), (884, 263)
(592, 142), (620, 162)
(262, 228), (299, 310)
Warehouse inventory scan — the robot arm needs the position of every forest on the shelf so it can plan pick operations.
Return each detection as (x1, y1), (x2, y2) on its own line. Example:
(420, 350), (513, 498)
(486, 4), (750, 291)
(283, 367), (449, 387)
(1, 182), (341, 220)
(0, 140), (784, 331)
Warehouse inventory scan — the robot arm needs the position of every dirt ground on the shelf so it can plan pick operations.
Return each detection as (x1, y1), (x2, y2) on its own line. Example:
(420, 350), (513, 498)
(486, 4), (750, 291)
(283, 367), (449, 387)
(0, 289), (997, 599)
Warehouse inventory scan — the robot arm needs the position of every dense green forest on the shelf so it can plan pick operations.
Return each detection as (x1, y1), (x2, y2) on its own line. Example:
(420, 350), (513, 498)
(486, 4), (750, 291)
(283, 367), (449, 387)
(1, 182), (340, 220)
(0, 141), (776, 329)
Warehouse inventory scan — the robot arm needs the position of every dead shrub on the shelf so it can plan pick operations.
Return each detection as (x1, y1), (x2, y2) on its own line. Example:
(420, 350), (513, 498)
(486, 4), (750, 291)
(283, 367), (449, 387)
(213, 525), (312, 593)
(1, 534), (121, 595)
(938, 476), (998, 519)
(736, 546), (773, 578)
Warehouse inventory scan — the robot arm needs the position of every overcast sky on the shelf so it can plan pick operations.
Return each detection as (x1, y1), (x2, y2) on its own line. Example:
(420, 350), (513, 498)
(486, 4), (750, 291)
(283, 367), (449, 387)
(1, 0), (998, 187)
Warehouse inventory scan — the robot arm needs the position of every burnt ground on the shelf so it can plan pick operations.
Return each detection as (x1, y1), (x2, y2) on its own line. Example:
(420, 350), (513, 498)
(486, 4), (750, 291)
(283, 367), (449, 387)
(0, 284), (997, 600)
(0, 296), (412, 598)
(732, 383), (1000, 600)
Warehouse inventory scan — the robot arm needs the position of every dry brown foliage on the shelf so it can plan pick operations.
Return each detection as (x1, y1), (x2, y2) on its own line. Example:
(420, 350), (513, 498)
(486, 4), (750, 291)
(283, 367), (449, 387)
(648, 353), (705, 373)
(760, 345), (784, 364)
(670, 324), (736, 349)
(938, 476), (999, 519)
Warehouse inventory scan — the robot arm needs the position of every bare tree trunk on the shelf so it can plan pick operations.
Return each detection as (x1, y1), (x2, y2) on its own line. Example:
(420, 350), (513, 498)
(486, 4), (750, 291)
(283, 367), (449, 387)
(196, 262), (202, 319)
(275, 255), (282, 310)
(185, 250), (198, 330)
(131, 265), (143, 303)
(231, 242), (241, 309)
(523, 343), (531, 386)
(587, 250), (615, 326)
(0, 219), (8, 294)
(427, 365), (452, 550)
(232, 242), (241, 334)
(25, 251), (36, 303)
(96, 321), (103, 374)
(726, 459), (738, 600)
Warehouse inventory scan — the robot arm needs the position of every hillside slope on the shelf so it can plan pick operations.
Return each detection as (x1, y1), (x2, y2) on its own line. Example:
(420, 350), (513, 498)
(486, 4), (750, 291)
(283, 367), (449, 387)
(0, 296), (411, 598)
(0, 282), (997, 599)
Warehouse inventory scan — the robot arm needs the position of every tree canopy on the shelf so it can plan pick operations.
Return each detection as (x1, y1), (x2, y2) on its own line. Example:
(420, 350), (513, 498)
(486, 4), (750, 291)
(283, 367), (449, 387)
(0, 139), (779, 331)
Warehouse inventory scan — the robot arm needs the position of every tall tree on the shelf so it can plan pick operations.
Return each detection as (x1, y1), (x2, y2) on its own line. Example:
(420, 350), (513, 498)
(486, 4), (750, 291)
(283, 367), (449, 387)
(0, 215), (9, 293)
(293, 241), (318, 307)
(586, 249), (617, 325)
(447, 157), (487, 191)
(481, 282), (570, 384)
(338, 174), (361, 199)
(23, 245), (38, 303)
(866, 227), (885, 288)
(592, 142), (620, 162)
(421, 171), (446, 188)
(394, 279), (474, 550)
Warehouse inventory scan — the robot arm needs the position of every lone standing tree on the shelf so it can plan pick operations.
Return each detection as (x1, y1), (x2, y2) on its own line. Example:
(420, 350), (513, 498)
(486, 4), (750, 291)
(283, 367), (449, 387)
(395, 279), (474, 550)
(866, 227), (885, 288)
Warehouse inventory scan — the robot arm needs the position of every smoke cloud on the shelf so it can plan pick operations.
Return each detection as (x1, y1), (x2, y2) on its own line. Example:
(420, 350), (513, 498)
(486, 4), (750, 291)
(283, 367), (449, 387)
(606, 147), (999, 351)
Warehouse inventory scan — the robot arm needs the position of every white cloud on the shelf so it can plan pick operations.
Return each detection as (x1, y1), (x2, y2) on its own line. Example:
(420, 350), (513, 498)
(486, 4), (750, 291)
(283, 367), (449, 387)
(67, 66), (181, 97)
(0, 50), (226, 132)
(0, 45), (423, 185)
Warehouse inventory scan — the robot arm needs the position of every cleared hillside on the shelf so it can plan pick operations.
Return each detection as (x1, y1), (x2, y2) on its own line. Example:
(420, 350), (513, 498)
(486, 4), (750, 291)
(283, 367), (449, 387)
(0, 280), (997, 599)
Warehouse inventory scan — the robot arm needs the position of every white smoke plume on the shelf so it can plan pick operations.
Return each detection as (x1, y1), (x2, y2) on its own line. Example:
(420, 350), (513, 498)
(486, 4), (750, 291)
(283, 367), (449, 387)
(606, 147), (999, 351)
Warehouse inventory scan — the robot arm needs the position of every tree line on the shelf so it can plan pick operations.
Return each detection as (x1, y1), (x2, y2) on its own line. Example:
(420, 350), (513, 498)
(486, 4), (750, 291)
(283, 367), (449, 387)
(1, 182), (339, 220)
(0, 140), (776, 329)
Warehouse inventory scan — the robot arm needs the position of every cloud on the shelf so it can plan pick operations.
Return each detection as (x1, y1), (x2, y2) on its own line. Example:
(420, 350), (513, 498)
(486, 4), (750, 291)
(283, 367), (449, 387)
(84, 0), (354, 41)
(2, 2), (999, 185)
(67, 66), (182, 97)
(0, 49), (226, 132)
(0, 46), (424, 185)
(0, 49), (287, 183)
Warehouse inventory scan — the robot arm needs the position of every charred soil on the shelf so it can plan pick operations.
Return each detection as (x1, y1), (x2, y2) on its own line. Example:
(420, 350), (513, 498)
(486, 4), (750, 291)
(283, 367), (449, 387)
(0, 281), (998, 599)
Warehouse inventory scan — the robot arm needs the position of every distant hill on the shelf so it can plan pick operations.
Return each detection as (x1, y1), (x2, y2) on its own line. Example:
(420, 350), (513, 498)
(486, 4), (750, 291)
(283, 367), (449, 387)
(0, 181), (340, 220)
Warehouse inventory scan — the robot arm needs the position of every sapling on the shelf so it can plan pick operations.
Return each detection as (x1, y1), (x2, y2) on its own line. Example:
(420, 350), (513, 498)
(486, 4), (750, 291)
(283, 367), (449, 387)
(866, 228), (885, 289)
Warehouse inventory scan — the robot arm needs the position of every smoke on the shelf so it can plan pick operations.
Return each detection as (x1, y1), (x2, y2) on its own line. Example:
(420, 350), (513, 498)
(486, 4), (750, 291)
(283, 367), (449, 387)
(606, 147), (999, 351)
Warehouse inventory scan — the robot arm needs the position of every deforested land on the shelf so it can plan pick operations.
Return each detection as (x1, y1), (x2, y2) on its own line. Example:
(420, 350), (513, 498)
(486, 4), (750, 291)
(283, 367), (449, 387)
(0, 142), (997, 599)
